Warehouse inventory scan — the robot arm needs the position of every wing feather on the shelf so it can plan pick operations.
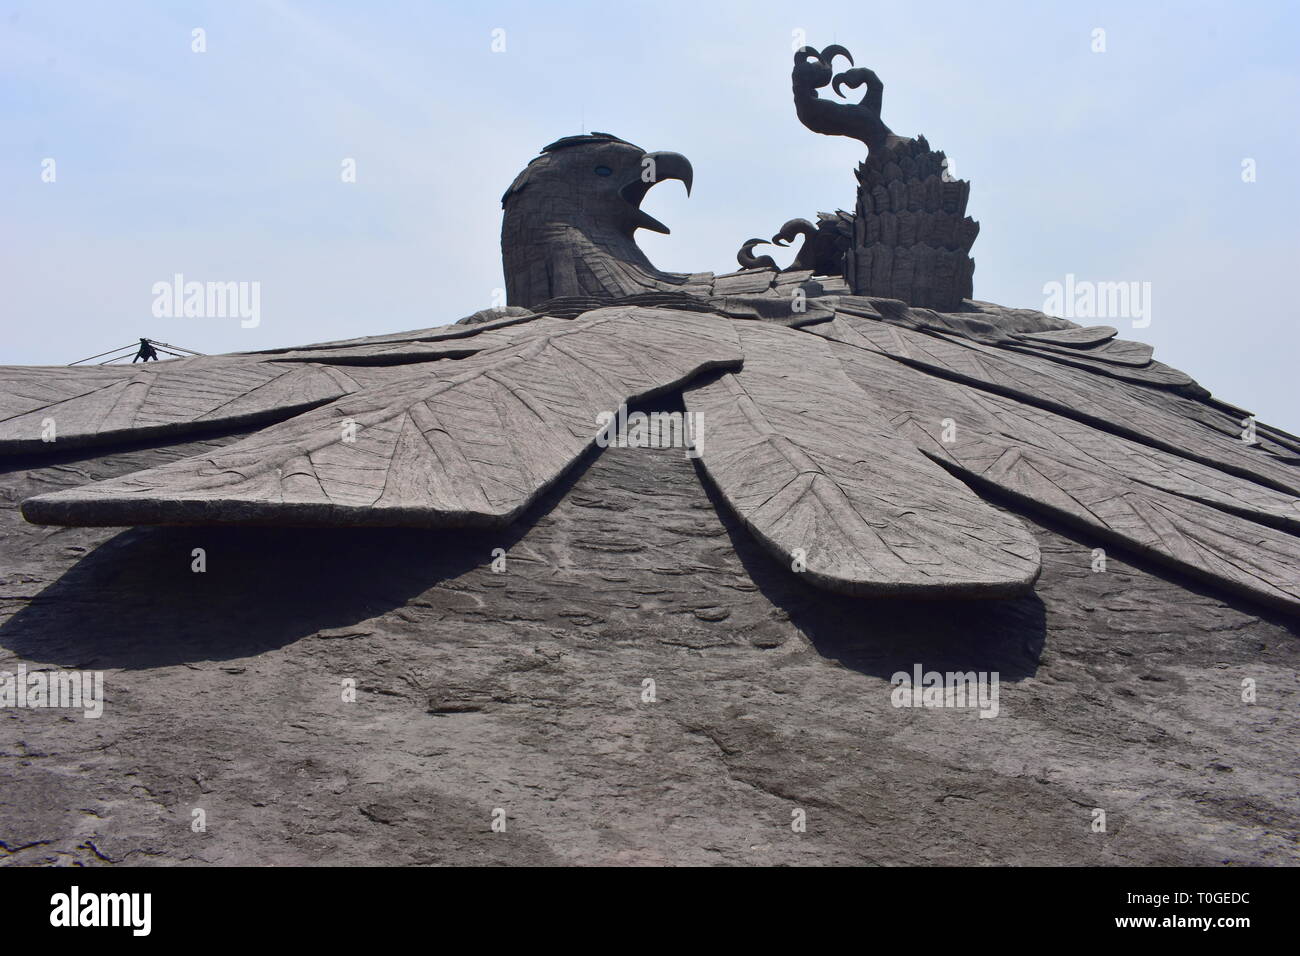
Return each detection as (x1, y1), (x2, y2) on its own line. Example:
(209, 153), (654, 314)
(683, 322), (1041, 598)
(21, 308), (742, 528)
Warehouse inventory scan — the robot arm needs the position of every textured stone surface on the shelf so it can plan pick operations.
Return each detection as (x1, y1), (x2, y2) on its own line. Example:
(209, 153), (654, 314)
(10, 110), (1300, 616)
(782, 45), (978, 310)
(0, 359), (355, 455)
(813, 313), (1300, 492)
(685, 323), (1040, 597)
(1, 427), (1296, 865)
(2, 43), (1298, 867)
(500, 134), (700, 308)
(21, 310), (742, 529)
(845, 135), (979, 311)
(11, 250), (1300, 612)
(817, 327), (1300, 615)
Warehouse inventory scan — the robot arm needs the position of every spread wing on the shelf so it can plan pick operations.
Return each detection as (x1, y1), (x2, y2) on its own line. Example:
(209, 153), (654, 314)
(683, 322), (1041, 597)
(8, 290), (1300, 616)
(0, 310), (543, 454)
(0, 359), (357, 454)
(809, 305), (1300, 615)
(20, 309), (741, 528)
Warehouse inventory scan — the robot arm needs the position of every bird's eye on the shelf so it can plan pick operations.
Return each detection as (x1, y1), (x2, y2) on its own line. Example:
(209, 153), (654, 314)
(594, 166), (613, 177)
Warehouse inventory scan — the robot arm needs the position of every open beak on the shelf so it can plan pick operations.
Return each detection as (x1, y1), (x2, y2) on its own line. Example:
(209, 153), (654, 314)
(619, 151), (693, 235)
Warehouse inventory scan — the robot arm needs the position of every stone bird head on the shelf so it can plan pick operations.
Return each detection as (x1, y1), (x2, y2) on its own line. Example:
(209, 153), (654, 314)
(501, 133), (693, 308)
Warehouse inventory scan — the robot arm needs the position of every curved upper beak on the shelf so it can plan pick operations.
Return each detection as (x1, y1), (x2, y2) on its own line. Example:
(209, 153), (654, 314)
(619, 151), (694, 235)
(642, 151), (693, 196)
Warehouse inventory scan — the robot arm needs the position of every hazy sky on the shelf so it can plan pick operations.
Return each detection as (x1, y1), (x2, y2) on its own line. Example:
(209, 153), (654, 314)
(3, 0), (1297, 430)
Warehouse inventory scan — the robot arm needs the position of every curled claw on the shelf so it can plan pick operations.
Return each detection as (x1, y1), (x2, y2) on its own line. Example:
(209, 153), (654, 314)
(793, 45), (856, 90)
(737, 238), (778, 271)
(791, 41), (904, 154)
(832, 67), (882, 102)
(819, 44), (854, 68)
(772, 218), (817, 247)
(793, 44), (850, 67)
(792, 47), (833, 89)
(768, 219), (819, 271)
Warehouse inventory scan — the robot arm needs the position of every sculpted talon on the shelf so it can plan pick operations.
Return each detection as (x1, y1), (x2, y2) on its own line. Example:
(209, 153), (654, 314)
(736, 238), (777, 271)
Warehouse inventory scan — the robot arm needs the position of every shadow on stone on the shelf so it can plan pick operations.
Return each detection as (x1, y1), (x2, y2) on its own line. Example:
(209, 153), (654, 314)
(0, 524), (487, 669)
(0, 444), (606, 671)
(691, 456), (1048, 682)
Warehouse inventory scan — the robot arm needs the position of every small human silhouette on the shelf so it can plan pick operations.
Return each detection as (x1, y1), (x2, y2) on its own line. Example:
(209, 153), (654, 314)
(132, 338), (159, 363)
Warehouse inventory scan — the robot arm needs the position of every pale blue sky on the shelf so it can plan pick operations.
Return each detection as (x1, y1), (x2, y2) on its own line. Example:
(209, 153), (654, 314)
(3, 0), (1297, 430)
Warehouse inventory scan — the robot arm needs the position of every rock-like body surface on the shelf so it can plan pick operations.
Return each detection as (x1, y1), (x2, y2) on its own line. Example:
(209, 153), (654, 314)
(846, 135), (979, 311)
(20, 310), (743, 529)
(1, 426), (1296, 865)
(2, 44), (1297, 866)
(777, 45), (977, 310)
(684, 323), (1040, 597)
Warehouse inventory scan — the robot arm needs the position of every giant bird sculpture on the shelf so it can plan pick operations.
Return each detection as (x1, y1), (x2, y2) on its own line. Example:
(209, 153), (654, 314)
(5, 46), (1300, 618)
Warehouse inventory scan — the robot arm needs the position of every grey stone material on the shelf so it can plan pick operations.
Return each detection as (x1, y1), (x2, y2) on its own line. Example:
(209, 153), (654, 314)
(1, 39), (1298, 866)
(22, 310), (742, 529)
(791, 45), (907, 154)
(4, 427), (1297, 865)
(781, 45), (980, 310)
(844, 135), (979, 311)
(735, 239), (777, 271)
(684, 322), (1041, 598)
(500, 133), (696, 308)
(772, 215), (854, 275)
(9, 104), (1300, 614)
(0, 358), (357, 455)
(813, 316), (1300, 614)
(3, 35), (1299, 616)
